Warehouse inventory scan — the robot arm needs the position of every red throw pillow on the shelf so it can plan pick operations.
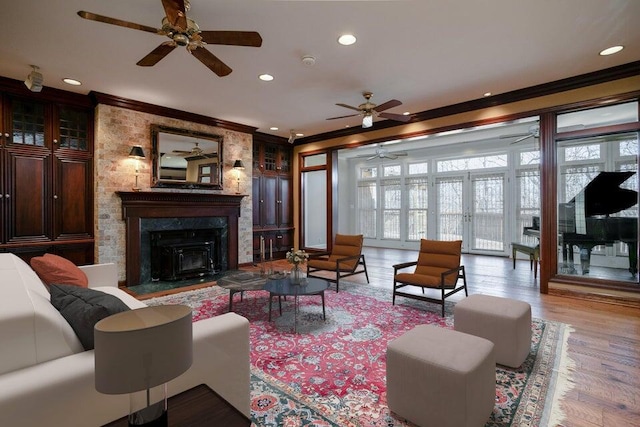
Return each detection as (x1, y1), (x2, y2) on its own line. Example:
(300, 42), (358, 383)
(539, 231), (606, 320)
(30, 253), (89, 287)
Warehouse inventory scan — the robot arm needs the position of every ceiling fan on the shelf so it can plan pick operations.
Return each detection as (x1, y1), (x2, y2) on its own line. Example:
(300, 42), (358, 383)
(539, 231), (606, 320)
(77, 0), (262, 77)
(357, 147), (408, 161)
(172, 142), (215, 158)
(500, 124), (540, 144)
(327, 92), (411, 128)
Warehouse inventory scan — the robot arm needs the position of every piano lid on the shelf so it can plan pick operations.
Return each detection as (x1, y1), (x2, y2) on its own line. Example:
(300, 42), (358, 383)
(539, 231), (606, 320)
(569, 171), (637, 217)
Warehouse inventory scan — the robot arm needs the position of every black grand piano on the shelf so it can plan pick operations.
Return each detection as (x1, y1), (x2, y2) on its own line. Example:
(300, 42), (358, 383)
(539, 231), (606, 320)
(558, 171), (638, 276)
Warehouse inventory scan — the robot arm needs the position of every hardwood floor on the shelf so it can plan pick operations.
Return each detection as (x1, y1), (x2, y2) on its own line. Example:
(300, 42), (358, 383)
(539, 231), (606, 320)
(139, 247), (640, 426)
(360, 248), (640, 427)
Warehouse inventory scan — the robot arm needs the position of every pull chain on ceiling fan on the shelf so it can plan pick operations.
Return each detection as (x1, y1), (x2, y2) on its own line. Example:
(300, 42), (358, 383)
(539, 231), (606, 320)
(77, 0), (262, 77)
(327, 92), (411, 128)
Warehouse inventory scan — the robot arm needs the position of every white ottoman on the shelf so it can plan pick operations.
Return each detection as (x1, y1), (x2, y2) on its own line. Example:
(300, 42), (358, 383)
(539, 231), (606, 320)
(386, 325), (495, 427)
(454, 294), (532, 368)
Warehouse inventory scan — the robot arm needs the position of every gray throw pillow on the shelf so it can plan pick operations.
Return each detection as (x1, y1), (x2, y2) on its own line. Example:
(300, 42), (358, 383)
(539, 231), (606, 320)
(49, 284), (130, 350)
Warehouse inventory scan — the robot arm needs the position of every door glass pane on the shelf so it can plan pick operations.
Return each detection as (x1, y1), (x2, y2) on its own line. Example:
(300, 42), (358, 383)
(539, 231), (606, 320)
(303, 170), (327, 250)
(472, 174), (504, 251)
(407, 177), (428, 241)
(381, 178), (401, 239)
(557, 132), (639, 283)
(437, 177), (463, 241)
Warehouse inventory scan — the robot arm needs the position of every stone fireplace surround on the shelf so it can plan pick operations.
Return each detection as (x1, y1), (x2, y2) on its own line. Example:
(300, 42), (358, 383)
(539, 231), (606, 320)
(117, 191), (244, 286)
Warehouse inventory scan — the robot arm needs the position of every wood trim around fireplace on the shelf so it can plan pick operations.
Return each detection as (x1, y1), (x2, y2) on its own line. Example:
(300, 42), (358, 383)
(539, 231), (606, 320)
(116, 191), (245, 286)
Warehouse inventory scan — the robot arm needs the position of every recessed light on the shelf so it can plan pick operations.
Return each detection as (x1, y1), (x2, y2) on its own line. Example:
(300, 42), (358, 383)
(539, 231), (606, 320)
(403, 111), (410, 116)
(599, 45), (623, 56)
(259, 74), (274, 81)
(295, 133), (304, 137)
(270, 127), (279, 131)
(483, 92), (492, 97)
(63, 78), (82, 86)
(338, 34), (357, 46)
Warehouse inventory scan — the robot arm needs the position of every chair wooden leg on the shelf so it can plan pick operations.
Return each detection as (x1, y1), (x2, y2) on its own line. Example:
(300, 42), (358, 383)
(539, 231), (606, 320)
(392, 281), (396, 305)
(336, 274), (340, 293)
(362, 255), (370, 283)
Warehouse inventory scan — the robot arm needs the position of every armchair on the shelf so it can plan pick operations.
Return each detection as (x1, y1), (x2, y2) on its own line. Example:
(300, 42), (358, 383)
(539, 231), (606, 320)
(393, 239), (468, 316)
(306, 234), (369, 292)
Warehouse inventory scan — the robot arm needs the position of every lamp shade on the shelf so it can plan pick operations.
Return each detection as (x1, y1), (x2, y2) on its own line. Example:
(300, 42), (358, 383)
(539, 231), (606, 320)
(94, 305), (193, 395)
(233, 159), (245, 169)
(129, 146), (146, 159)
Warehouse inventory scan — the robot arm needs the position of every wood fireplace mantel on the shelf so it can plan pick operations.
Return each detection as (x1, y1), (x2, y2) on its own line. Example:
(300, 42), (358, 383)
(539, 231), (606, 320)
(117, 191), (245, 286)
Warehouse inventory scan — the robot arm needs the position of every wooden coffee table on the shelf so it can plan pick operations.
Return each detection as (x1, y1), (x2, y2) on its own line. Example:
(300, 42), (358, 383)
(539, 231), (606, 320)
(103, 384), (250, 426)
(217, 270), (267, 312)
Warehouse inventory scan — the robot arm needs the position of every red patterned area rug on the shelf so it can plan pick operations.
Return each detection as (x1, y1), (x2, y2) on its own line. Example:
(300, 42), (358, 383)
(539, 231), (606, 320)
(146, 281), (574, 427)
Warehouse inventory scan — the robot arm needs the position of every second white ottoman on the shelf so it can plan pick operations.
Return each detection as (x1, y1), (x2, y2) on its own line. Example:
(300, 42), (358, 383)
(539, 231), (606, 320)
(454, 294), (532, 368)
(386, 325), (496, 427)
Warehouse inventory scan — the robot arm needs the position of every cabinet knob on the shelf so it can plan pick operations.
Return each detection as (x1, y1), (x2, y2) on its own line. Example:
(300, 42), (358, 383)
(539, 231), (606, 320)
(53, 139), (58, 144)
(260, 200), (263, 203)
(3, 133), (8, 138)
(53, 195), (58, 199)
(4, 194), (9, 199)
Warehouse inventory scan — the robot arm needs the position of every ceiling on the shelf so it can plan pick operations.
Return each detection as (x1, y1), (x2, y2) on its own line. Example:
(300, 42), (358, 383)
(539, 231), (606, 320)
(2, 0), (639, 140)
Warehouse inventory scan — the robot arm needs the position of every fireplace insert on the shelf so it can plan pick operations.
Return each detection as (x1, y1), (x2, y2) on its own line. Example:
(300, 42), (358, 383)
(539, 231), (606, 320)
(150, 228), (222, 281)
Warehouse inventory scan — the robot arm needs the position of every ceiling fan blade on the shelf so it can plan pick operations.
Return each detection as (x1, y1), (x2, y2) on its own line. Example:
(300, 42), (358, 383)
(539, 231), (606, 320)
(161, 0), (187, 30)
(137, 43), (177, 66)
(366, 155), (378, 161)
(199, 31), (263, 47)
(500, 132), (529, 139)
(510, 134), (534, 144)
(77, 11), (161, 34)
(379, 112), (411, 122)
(374, 99), (402, 112)
(327, 113), (360, 120)
(336, 103), (362, 112)
(190, 46), (232, 76)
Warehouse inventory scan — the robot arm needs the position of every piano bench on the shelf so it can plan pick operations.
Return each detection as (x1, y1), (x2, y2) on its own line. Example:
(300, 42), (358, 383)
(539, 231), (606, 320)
(512, 243), (539, 279)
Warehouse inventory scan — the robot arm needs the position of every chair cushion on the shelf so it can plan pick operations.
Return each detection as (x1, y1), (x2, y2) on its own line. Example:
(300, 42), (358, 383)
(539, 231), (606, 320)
(414, 240), (462, 285)
(307, 258), (355, 272)
(30, 253), (88, 288)
(326, 234), (363, 271)
(395, 272), (456, 288)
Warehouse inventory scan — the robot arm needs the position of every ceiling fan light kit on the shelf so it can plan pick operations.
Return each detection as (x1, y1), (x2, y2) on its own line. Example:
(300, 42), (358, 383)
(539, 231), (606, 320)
(78, 0), (262, 77)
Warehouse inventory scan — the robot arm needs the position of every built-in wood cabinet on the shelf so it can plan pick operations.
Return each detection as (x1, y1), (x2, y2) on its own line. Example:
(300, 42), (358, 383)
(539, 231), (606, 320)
(0, 83), (94, 264)
(252, 137), (293, 261)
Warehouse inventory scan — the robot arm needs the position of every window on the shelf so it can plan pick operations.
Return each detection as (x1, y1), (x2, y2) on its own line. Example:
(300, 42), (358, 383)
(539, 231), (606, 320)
(357, 181), (377, 238)
(437, 154), (508, 172)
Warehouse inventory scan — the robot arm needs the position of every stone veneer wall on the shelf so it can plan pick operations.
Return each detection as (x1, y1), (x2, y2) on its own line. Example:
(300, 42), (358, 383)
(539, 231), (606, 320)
(94, 104), (253, 282)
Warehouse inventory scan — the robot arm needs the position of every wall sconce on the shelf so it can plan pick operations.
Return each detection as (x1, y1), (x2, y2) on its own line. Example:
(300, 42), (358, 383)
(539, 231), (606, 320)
(232, 159), (245, 194)
(129, 145), (146, 191)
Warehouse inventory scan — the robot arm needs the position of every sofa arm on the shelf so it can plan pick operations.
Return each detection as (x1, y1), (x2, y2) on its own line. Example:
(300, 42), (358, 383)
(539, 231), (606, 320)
(169, 312), (251, 417)
(80, 263), (118, 288)
(0, 351), (130, 427)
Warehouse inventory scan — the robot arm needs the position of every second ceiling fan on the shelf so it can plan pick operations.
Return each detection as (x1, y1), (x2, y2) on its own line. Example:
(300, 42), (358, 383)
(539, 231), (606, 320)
(327, 92), (411, 128)
(77, 0), (262, 77)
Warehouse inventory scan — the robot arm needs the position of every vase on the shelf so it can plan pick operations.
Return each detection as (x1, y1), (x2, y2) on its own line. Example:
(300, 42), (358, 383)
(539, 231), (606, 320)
(290, 265), (303, 283)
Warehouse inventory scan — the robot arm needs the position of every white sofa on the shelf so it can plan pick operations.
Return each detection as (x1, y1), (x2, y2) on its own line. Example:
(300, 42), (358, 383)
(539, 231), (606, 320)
(0, 253), (250, 427)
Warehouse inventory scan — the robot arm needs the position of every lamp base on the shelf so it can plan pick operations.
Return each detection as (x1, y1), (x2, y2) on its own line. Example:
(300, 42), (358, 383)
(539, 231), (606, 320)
(128, 400), (167, 427)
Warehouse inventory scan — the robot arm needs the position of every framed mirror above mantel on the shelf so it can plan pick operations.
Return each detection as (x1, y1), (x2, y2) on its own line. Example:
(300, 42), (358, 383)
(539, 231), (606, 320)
(151, 125), (224, 189)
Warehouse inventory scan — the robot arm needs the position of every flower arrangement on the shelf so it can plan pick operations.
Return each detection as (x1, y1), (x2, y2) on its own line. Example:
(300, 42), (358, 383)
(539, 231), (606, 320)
(286, 248), (309, 266)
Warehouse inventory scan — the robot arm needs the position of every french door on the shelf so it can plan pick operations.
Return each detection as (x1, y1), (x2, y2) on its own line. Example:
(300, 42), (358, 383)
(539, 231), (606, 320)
(436, 172), (507, 255)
